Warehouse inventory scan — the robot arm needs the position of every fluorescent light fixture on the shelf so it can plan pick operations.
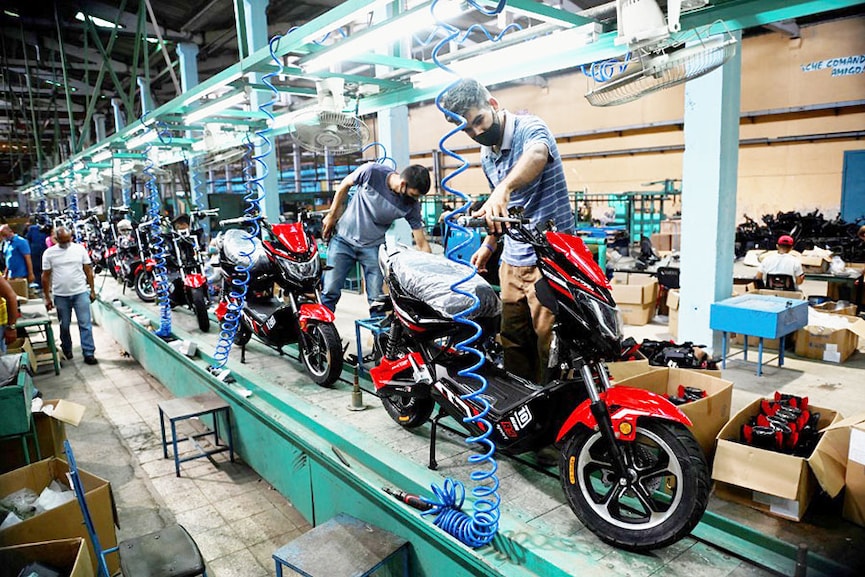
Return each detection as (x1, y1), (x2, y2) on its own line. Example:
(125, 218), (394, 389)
(75, 11), (123, 29)
(302, 1), (463, 73)
(412, 23), (600, 90)
(92, 149), (112, 163)
(125, 130), (158, 150)
(4, 10), (20, 18)
(185, 91), (247, 124)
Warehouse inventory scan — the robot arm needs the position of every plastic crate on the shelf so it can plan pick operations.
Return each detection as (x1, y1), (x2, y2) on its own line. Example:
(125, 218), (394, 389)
(0, 354), (34, 436)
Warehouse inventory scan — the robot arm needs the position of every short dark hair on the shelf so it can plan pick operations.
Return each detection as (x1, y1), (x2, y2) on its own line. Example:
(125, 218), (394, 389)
(440, 78), (492, 122)
(401, 165), (431, 196)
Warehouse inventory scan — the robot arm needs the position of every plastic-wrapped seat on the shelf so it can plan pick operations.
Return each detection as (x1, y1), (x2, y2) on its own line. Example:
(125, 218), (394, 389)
(388, 249), (501, 320)
(218, 229), (271, 274)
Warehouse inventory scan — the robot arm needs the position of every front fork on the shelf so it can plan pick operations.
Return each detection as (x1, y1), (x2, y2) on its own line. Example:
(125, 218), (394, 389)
(578, 362), (631, 478)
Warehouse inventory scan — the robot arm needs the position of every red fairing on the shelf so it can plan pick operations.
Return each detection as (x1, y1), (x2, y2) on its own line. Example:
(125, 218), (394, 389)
(370, 352), (425, 391)
(271, 223), (313, 254)
(183, 273), (207, 288)
(106, 247), (117, 258)
(298, 303), (335, 332)
(144, 257), (156, 271)
(215, 300), (228, 321)
(556, 386), (693, 443)
(546, 231), (610, 289)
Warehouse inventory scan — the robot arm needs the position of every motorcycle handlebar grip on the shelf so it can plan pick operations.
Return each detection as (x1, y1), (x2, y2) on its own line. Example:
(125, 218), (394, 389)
(455, 217), (489, 228)
(219, 217), (253, 226)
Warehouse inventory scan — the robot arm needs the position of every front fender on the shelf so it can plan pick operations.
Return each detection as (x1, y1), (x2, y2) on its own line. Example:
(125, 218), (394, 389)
(183, 273), (207, 288)
(298, 303), (335, 332)
(556, 386), (692, 443)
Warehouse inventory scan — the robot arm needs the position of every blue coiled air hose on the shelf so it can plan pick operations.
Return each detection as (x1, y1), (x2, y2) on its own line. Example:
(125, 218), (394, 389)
(141, 118), (173, 338)
(68, 190), (81, 242)
(210, 34), (279, 370)
(413, 0), (517, 549)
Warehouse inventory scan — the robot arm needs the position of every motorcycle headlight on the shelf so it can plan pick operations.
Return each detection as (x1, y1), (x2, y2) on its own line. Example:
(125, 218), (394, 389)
(279, 256), (319, 280)
(587, 298), (620, 341)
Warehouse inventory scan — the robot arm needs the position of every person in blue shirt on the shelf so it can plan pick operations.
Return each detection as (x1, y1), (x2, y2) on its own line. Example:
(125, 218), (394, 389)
(24, 219), (49, 288)
(320, 162), (432, 315)
(441, 79), (574, 384)
(0, 224), (35, 285)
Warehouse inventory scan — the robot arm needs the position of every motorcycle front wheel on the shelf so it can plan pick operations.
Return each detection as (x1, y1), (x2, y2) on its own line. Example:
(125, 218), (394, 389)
(381, 395), (434, 429)
(300, 322), (343, 387)
(191, 287), (210, 332)
(559, 420), (709, 552)
(134, 270), (157, 302)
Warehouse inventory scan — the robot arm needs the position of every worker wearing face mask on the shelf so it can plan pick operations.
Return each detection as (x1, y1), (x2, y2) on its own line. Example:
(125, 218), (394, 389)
(42, 227), (98, 365)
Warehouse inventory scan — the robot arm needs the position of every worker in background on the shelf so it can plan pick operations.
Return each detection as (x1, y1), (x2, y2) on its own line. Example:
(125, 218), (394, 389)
(0, 276), (21, 354)
(24, 217), (49, 288)
(440, 78), (573, 385)
(42, 227), (98, 365)
(320, 162), (432, 316)
(756, 234), (805, 287)
(0, 224), (35, 285)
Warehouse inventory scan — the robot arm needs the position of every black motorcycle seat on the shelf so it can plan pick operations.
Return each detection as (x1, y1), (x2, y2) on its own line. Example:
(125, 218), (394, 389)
(219, 229), (271, 274)
(245, 297), (283, 325)
(389, 250), (501, 320)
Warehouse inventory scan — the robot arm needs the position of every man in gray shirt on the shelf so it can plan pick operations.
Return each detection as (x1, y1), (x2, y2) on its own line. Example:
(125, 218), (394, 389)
(321, 162), (432, 314)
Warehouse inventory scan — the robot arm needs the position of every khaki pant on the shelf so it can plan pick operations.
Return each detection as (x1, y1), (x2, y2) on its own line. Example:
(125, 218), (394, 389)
(499, 262), (554, 384)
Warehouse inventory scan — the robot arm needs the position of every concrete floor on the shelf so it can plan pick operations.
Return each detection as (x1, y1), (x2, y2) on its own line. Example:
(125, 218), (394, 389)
(27, 271), (865, 576)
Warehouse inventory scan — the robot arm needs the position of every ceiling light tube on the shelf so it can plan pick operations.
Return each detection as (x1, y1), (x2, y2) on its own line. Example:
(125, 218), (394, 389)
(185, 91), (248, 124)
(92, 149), (112, 163)
(125, 130), (158, 150)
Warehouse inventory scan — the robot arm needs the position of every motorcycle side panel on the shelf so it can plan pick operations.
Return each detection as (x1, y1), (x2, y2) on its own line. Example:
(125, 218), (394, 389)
(370, 352), (426, 391)
(271, 223), (313, 253)
(555, 386), (693, 443)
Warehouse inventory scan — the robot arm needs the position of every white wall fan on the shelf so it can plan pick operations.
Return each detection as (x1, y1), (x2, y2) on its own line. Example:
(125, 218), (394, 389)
(285, 78), (370, 155)
(586, 0), (737, 107)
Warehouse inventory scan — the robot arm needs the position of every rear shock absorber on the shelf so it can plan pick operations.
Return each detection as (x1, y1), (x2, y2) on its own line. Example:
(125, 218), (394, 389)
(385, 322), (403, 361)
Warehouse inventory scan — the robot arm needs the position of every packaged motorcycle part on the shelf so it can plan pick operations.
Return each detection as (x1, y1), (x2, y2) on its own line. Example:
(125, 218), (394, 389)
(774, 391), (809, 410)
(218, 229), (272, 274)
(388, 249), (501, 319)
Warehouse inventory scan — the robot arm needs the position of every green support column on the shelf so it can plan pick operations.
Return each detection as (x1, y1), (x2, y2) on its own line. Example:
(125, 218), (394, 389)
(242, 0), (280, 220)
(679, 31), (742, 354)
(177, 42), (210, 233)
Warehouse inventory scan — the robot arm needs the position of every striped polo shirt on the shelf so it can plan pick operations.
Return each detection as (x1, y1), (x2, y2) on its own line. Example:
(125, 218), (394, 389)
(480, 111), (573, 266)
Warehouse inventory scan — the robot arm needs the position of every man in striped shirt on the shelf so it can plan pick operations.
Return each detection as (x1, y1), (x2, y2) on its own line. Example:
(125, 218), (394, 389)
(441, 79), (573, 384)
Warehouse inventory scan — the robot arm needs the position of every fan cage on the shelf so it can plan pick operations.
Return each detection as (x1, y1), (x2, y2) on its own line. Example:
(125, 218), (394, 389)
(288, 109), (371, 155)
(586, 33), (737, 107)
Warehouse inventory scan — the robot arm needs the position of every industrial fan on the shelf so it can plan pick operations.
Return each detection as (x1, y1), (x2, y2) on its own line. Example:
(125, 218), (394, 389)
(285, 78), (370, 155)
(586, 0), (737, 107)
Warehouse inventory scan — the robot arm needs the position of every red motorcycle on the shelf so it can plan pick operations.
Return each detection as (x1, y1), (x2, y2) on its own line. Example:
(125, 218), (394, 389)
(369, 212), (709, 551)
(215, 213), (343, 387)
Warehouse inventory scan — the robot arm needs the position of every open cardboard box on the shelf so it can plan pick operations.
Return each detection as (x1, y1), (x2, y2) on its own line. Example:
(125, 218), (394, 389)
(0, 458), (118, 574)
(606, 359), (657, 383)
(0, 538), (94, 577)
(614, 368), (733, 457)
(610, 273), (658, 326)
(843, 422), (865, 527)
(712, 398), (844, 521)
(0, 399), (86, 474)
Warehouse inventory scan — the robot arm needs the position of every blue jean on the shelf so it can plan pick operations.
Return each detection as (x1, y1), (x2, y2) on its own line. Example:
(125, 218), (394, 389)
(321, 235), (384, 313)
(55, 292), (95, 357)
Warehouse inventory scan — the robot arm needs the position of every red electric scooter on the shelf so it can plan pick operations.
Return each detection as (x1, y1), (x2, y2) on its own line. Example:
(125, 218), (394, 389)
(369, 211), (709, 551)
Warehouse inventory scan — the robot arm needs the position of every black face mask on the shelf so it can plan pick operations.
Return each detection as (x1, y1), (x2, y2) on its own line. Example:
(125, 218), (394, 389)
(472, 109), (502, 147)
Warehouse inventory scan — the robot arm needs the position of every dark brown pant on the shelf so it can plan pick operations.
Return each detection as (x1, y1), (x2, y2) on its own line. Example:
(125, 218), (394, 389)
(499, 262), (554, 384)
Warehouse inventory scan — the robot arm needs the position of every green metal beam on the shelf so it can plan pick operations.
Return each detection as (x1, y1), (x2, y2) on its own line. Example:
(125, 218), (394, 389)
(479, 0), (598, 27)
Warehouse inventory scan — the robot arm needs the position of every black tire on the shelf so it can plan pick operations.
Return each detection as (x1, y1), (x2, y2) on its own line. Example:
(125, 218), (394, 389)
(233, 317), (252, 346)
(559, 420), (709, 552)
(106, 256), (119, 280)
(300, 322), (343, 387)
(134, 270), (157, 302)
(381, 395), (435, 429)
(191, 287), (210, 332)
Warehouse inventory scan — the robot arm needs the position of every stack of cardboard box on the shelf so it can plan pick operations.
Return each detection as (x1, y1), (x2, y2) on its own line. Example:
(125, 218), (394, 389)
(610, 273), (659, 326)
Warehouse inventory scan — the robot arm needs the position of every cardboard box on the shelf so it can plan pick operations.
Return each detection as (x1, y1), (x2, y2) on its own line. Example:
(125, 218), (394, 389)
(614, 368), (733, 457)
(0, 538), (94, 577)
(799, 255), (830, 274)
(0, 458), (118, 574)
(651, 233), (672, 252)
(812, 301), (858, 317)
(606, 359), (657, 382)
(611, 274), (658, 326)
(0, 400), (86, 474)
(795, 326), (858, 363)
(7, 278), (28, 299)
(732, 333), (786, 351)
(668, 289), (680, 338)
(843, 422), (865, 527)
(712, 399), (843, 521)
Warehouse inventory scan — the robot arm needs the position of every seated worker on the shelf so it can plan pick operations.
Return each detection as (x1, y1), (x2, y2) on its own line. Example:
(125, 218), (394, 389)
(756, 234), (804, 287)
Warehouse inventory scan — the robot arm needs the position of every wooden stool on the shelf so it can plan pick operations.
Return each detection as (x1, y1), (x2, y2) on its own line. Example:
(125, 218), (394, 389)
(272, 513), (409, 577)
(158, 392), (234, 477)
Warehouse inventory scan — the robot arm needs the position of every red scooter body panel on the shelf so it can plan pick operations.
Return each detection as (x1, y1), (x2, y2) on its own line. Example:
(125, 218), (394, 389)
(370, 352), (426, 391)
(297, 303), (334, 332)
(555, 386), (693, 443)
(183, 273), (207, 288)
(546, 231), (610, 289)
(215, 300), (228, 321)
(269, 223), (314, 256)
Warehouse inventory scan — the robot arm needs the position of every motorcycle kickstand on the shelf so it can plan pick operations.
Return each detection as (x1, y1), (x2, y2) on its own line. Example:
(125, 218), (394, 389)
(240, 343), (247, 364)
(428, 409), (446, 471)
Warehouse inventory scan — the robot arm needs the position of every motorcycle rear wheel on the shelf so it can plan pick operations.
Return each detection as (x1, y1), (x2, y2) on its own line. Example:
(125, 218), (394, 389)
(381, 395), (434, 429)
(191, 287), (210, 332)
(134, 270), (157, 302)
(300, 322), (343, 387)
(559, 420), (709, 552)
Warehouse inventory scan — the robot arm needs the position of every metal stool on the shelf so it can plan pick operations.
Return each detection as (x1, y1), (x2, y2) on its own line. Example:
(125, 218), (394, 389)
(64, 440), (208, 577)
(158, 392), (234, 477)
(273, 513), (409, 577)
